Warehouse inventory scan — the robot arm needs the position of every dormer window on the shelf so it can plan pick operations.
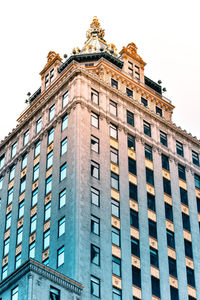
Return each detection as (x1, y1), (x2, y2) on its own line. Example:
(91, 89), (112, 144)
(50, 69), (54, 83)
(135, 65), (140, 80)
(45, 74), (49, 88)
(128, 61), (133, 76)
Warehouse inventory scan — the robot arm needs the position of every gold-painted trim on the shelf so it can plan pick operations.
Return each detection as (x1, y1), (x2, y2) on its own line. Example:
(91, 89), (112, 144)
(8, 179), (14, 190)
(130, 227), (139, 239)
(111, 189), (119, 201)
(19, 192), (25, 203)
(46, 167), (53, 179)
(169, 276), (178, 288)
(131, 255), (140, 268)
(164, 194), (172, 205)
(20, 168), (27, 178)
(47, 142), (54, 154)
(15, 244), (22, 256)
(168, 247), (176, 259)
(42, 248), (49, 261)
(29, 232), (36, 244)
(183, 230), (192, 242)
(17, 218), (23, 229)
(130, 199), (138, 212)
(112, 275), (122, 289)
(4, 229), (10, 241)
(129, 173), (137, 185)
(166, 220), (174, 232)
(179, 179), (187, 190)
(188, 285), (196, 298)
(110, 138), (118, 150)
(185, 257), (194, 269)
(145, 159), (153, 170)
(149, 237), (158, 250)
(44, 220), (50, 232)
(6, 204), (12, 214)
(181, 204), (189, 215)
(111, 163), (119, 175)
(195, 188), (200, 198)
(33, 155), (40, 167)
(111, 216), (120, 229)
(2, 256), (8, 267)
(112, 245), (121, 258)
(162, 169), (170, 180)
(45, 193), (52, 205)
(31, 206), (37, 217)
(148, 210), (156, 222)
(151, 266), (159, 278)
(132, 286), (142, 299)
(128, 148), (136, 160)
(146, 183), (155, 195)
(32, 180), (39, 191)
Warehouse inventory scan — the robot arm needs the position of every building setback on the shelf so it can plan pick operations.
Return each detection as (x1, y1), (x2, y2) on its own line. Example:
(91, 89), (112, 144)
(0, 16), (200, 300)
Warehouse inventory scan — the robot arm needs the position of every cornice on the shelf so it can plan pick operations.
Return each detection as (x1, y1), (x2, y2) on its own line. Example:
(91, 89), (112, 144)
(0, 259), (83, 295)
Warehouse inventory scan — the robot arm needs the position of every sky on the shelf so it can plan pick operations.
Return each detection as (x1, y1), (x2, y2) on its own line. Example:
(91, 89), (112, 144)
(0, 0), (200, 141)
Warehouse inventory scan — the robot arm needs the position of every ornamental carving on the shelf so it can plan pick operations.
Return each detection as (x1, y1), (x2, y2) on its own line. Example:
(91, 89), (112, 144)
(119, 43), (146, 67)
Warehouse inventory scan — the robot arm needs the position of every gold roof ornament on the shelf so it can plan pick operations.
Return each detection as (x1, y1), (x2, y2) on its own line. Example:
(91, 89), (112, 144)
(40, 51), (62, 75)
(120, 43), (146, 67)
(86, 16), (105, 41)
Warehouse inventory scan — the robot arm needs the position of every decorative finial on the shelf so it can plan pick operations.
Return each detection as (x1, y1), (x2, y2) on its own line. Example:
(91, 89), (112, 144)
(86, 16), (105, 41)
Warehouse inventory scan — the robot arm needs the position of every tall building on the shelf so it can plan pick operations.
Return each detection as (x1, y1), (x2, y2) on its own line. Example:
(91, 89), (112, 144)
(0, 16), (200, 300)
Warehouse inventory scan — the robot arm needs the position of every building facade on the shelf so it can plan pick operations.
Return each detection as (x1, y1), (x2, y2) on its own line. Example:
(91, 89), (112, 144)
(0, 16), (200, 300)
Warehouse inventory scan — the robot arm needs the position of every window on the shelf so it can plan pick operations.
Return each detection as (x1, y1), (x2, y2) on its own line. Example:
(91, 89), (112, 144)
(11, 142), (17, 158)
(33, 163), (39, 182)
(110, 123), (118, 140)
(147, 193), (156, 212)
(46, 176), (52, 194)
(145, 144), (152, 161)
(176, 140), (184, 157)
(192, 150), (199, 166)
(11, 286), (18, 300)
(60, 163), (67, 181)
(34, 140), (41, 157)
(15, 253), (21, 269)
(128, 158), (136, 175)
(58, 217), (65, 237)
(127, 110), (134, 126)
(141, 97), (148, 107)
(8, 188), (14, 205)
(182, 213), (191, 232)
(50, 69), (54, 82)
(18, 201), (24, 219)
(61, 137), (67, 155)
(194, 173), (200, 189)
(146, 168), (154, 186)
(23, 130), (29, 146)
(111, 172), (119, 190)
(111, 78), (118, 89)
(48, 128), (54, 145)
(91, 161), (100, 179)
(0, 176), (3, 189)
(62, 91), (69, 107)
(129, 183), (138, 201)
(128, 61), (133, 76)
(163, 178), (171, 196)
(32, 188), (38, 207)
(110, 100), (117, 116)
(20, 176), (26, 194)
(112, 227), (120, 247)
(91, 244), (100, 266)
(43, 258), (49, 266)
(166, 229), (175, 249)
(126, 87), (133, 97)
(43, 230), (50, 249)
(62, 114), (68, 131)
(57, 246), (64, 266)
(165, 203), (173, 222)
(9, 165), (15, 181)
(131, 237), (140, 257)
(111, 147), (118, 165)
(132, 266), (141, 288)
(186, 267), (195, 287)
(91, 89), (99, 105)
(44, 202), (51, 221)
(17, 226), (23, 245)
(91, 187), (100, 207)
(161, 154), (169, 171)
(168, 257), (177, 277)
(184, 239), (193, 259)
(111, 199), (120, 218)
(91, 136), (99, 153)
(49, 104), (55, 121)
(178, 164), (186, 181)
(2, 264), (8, 280)
(0, 154), (5, 169)
(156, 106), (162, 117)
(150, 247), (159, 268)
(30, 214), (37, 234)
(112, 256), (121, 277)
(45, 73), (49, 88)
(130, 209), (139, 229)
(135, 65), (140, 80)
(196, 197), (200, 213)
(149, 219), (157, 239)
(21, 153), (28, 169)
(91, 112), (99, 128)
(170, 286), (179, 300)
(5, 212), (12, 230)
(128, 134), (135, 150)
(143, 121), (151, 137)
(151, 276), (160, 298)
(29, 242), (35, 258)
(47, 151), (53, 169)
(36, 117), (42, 134)
(160, 131), (168, 147)
(113, 287), (121, 300)
(180, 187), (188, 205)
(50, 286), (60, 300)
(91, 215), (100, 235)
(91, 275), (100, 297)
(59, 189), (66, 208)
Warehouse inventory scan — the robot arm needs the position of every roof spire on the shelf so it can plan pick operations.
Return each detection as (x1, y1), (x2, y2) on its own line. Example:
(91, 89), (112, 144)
(86, 16), (105, 41)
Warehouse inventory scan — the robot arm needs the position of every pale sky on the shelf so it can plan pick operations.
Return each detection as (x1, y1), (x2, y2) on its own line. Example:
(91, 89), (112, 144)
(0, 0), (200, 141)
